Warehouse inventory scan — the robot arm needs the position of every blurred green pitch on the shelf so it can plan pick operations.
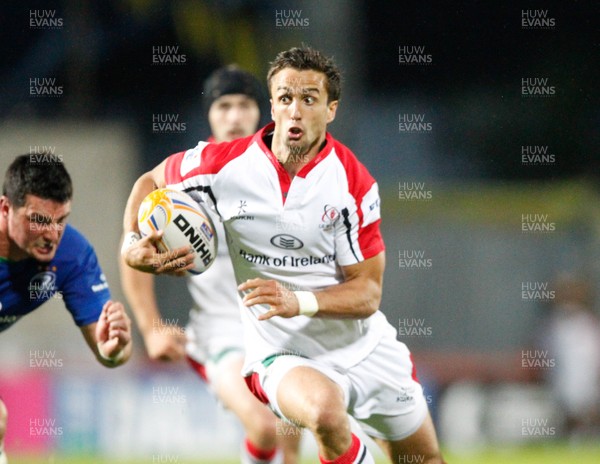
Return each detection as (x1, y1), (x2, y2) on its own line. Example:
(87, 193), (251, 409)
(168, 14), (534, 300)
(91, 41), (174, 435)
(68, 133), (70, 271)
(9, 443), (600, 464)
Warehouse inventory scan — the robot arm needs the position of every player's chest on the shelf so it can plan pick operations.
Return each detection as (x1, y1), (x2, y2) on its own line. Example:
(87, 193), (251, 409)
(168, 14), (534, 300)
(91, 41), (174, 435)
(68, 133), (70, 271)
(0, 264), (62, 316)
(218, 173), (346, 234)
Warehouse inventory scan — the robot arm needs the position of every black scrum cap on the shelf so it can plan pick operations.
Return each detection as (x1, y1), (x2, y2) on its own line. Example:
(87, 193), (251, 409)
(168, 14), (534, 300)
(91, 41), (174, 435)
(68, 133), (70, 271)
(202, 65), (263, 114)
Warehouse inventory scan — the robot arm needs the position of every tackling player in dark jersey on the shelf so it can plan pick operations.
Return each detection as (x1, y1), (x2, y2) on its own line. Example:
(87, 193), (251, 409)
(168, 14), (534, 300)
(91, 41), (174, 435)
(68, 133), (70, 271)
(0, 154), (132, 463)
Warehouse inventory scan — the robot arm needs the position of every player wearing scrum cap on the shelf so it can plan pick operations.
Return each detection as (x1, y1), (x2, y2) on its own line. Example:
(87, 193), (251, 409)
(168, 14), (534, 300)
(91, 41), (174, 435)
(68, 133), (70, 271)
(122, 47), (445, 463)
(120, 66), (301, 464)
(0, 154), (132, 464)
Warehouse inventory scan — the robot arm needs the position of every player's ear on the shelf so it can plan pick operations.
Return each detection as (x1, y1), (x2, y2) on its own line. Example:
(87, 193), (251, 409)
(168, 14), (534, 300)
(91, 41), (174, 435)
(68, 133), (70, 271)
(0, 196), (10, 217)
(326, 100), (339, 124)
(270, 99), (275, 121)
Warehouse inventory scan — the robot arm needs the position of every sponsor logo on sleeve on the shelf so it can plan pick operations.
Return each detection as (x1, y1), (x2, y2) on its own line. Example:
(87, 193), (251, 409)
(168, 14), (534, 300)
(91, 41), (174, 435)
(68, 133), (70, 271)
(91, 273), (109, 293)
(361, 184), (381, 226)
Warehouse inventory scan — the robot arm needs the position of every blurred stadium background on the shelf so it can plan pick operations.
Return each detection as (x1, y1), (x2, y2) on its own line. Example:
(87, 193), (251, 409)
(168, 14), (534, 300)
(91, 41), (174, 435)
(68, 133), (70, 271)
(0, 0), (598, 462)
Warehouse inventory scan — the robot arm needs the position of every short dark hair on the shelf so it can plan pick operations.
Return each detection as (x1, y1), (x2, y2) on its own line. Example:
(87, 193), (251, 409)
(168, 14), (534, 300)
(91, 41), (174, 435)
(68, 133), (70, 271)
(267, 46), (342, 102)
(3, 153), (73, 207)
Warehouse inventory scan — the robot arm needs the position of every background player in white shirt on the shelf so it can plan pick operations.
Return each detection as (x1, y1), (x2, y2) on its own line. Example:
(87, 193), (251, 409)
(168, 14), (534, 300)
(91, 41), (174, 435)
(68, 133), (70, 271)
(122, 47), (445, 464)
(120, 65), (301, 464)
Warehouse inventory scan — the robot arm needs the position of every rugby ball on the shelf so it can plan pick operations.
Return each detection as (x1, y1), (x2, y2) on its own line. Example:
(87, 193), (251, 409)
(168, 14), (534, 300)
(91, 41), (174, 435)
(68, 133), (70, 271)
(137, 188), (217, 275)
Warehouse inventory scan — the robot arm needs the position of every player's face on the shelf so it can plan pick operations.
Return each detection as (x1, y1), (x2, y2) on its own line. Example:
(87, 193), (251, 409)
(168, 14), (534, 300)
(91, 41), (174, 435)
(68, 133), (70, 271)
(270, 68), (338, 161)
(208, 94), (260, 142)
(3, 194), (71, 262)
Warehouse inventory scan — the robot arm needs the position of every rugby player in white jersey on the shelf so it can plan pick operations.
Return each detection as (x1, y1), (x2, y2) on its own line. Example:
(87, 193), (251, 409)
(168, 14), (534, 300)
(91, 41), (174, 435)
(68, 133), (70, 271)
(120, 65), (301, 464)
(122, 47), (445, 464)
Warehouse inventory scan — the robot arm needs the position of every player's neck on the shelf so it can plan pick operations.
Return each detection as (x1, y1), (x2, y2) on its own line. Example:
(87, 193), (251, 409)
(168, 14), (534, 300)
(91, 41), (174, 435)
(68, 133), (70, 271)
(271, 135), (325, 178)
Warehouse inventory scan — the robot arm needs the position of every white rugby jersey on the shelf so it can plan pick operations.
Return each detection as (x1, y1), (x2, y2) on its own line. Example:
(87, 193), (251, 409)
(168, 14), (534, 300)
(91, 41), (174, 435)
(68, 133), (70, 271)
(165, 123), (390, 373)
(181, 137), (245, 365)
(184, 204), (246, 364)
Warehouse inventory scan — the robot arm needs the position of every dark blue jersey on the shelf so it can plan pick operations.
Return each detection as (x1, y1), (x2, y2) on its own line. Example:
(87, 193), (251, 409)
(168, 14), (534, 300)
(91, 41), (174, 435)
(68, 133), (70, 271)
(0, 224), (110, 332)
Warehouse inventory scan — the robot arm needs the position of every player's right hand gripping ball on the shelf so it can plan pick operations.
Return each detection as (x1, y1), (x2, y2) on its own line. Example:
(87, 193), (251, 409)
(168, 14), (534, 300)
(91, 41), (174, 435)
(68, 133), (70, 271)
(138, 188), (217, 275)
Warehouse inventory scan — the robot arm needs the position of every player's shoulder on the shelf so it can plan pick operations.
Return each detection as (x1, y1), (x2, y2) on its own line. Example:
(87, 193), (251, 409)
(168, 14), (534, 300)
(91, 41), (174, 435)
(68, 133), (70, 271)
(327, 133), (377, 191)
(211, 133), (257, 165)
(173, 132), (257, 176)
(60, 224), (89, 245)
(55, 224), (95, 258)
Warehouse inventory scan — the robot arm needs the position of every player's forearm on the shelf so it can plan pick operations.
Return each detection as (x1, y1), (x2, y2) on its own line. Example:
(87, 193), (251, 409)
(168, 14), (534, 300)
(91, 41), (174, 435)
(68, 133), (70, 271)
(119, 256), (162, 336)
(81, 315), (133, 369)
(123, 172), (157, 233)
(99, 340), (132, 368)
(311, 252), (384, 319)
(312, 278), (382, 319)
(241, 253), (385, 320)
(123, 161), (167, 234)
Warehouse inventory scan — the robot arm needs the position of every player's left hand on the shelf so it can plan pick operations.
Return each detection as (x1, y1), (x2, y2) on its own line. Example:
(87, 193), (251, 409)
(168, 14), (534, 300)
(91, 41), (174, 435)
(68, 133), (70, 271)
(96, 300), (132, 358)
(239, 278), (299, 320)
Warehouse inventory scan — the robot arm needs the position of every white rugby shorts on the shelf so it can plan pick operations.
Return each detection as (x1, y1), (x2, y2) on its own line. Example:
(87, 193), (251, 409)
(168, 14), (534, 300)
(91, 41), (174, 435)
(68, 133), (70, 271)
(245, 331), (429, 441)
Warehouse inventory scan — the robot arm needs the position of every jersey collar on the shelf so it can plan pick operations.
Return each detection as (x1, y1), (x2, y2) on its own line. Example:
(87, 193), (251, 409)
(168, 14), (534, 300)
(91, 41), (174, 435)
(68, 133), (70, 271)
(254, 122), (334, 179)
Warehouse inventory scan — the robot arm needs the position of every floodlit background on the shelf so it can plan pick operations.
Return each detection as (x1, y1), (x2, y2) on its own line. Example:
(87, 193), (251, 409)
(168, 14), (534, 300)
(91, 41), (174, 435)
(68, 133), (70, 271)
(0, 1), (598, 462)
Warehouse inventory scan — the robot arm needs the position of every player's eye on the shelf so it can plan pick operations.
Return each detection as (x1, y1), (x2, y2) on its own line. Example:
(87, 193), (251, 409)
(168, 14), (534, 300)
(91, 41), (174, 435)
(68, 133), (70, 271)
(30, 214), (49, 224)
(304, 96), (315, 104)
(279, 95), (291, 103)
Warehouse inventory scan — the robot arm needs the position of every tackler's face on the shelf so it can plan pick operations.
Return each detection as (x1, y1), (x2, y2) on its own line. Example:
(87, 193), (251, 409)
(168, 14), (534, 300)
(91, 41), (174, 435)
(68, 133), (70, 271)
(270, 68), (338, 160)
(2, 194), (70, 262)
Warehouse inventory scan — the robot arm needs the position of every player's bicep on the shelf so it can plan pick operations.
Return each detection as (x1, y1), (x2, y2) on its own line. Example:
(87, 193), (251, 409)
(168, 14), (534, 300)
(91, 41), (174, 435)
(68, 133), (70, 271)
(62, 249), (110, 326)
(340, 251), (385, 286)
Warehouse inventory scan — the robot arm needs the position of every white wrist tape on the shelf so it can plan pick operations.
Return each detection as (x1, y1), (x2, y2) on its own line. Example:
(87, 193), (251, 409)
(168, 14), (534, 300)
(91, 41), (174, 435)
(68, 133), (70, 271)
(121, 231), (141, 256)
(97, 342), (125, 364)
(294, 291), (319, 317)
